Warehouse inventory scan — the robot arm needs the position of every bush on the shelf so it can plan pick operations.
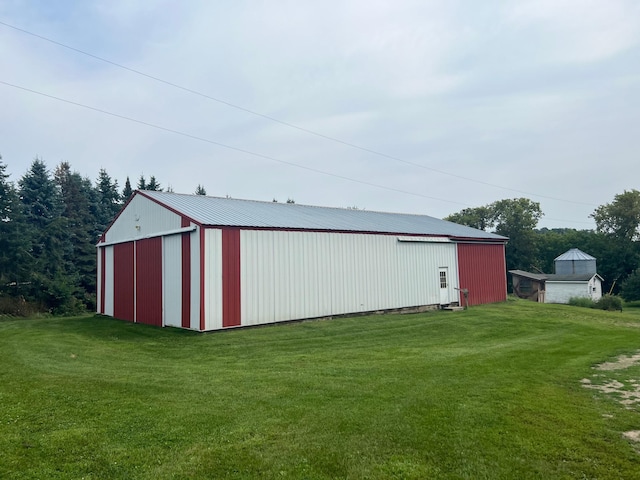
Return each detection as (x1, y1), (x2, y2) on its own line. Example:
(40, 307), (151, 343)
(620, 270), (640, 302)
(568, 297), (595, 308)
(0, 295), (44, 317)
(594, 294), (623, 311)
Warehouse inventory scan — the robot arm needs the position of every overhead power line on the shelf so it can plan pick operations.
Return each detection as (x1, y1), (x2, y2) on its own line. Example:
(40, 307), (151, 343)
(0, 79), (473, 207)
(0, 20), (598, 208)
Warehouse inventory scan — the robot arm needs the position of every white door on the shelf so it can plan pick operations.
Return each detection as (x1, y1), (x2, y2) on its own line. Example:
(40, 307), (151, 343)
(439, 268), (450, 305)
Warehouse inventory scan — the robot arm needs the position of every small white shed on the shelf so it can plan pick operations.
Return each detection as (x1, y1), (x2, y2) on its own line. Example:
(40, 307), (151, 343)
(510, 248), (604, 305)
(544, 273), (604, 304)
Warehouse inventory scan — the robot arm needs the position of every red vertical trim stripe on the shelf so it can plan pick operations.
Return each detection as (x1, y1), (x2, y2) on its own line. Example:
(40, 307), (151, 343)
(222, 228), (242, 328)
(100, 247), (106, 314)
(113, 242), (135, 322)
(457, 243), (507, 306)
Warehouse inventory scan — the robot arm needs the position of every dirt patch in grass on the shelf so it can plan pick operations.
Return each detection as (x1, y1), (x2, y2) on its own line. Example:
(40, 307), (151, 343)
(595, 352), (640, 371)
(623, 431), (640, 442)
(582, 351), (640, 449)
(581, 378), (640, 408)
(581, 351), (640, 409)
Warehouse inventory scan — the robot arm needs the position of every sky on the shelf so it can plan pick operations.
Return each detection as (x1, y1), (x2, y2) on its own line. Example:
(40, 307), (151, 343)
(1, 0), (639, 229)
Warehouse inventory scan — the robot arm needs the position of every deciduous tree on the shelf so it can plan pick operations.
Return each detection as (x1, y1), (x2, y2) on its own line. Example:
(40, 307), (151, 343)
(444, 206), (493, 231)
(446, 198), (543, 271)
(591, 189), (640, 241)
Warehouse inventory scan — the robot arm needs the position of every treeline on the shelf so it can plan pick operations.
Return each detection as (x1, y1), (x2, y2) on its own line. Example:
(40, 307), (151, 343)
(0, 156), (184, 315)
(445, 194), (640, 300)
(2, 155), (639, 315)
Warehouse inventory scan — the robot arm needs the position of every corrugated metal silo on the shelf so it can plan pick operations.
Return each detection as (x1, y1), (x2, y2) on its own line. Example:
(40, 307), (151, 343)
(554, 248), (596, 275)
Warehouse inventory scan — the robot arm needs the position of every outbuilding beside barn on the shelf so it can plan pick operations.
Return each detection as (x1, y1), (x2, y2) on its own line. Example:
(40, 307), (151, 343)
(97, 191), (508, 331)
(510, 248), (603, 304)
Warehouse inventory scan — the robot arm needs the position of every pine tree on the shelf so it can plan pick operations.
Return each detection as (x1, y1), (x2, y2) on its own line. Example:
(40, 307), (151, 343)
(0, 157), (30, 296)
(147, 175), (162, 191)
(195, 184), (207, 195)
(95, 168), (121, 235)
(19, 158), (69, 310)
(137, 174), (146, 190)
(55, 162), (99, 308)
(122, 176), (133, 200)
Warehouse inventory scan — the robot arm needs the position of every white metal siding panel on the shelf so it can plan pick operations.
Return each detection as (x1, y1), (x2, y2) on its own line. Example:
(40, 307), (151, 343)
(545, 282), (588, 304)
(96, 248), (102, 314)
(189, 229), (201, 330)
(163, 235), (182, 327)
(241, 230), (275, 325)
(105, 194), (182, 244)
(240, 230), (458, 326)
(204, 228), (223, 331)
(104, 246), (114, 317)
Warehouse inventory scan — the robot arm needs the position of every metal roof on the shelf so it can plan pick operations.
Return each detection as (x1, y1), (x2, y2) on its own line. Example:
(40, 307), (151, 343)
(509, 270), (547, 281)
(509, 270), (602, 282)
(546, 273), (603, 282)
(554, 248), (595, 262)
(138, 191), (507, 240)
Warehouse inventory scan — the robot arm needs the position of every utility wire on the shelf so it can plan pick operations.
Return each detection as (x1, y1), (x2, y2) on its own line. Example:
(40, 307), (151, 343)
(0, 79), (473, 207)
(0, 20), (597, 208)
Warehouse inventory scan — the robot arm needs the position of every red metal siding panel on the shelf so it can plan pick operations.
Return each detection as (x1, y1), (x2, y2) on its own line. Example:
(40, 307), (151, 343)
(457, 243), (507, 306)
(181, 231), (191, 328)
(99, 247), (106, 314)
(136, 237), (163, 327)
(222, 228), (241, 327)
(113, 242), (135, 322)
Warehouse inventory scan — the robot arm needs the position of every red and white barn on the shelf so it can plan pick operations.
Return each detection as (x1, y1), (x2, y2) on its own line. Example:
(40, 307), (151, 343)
(97, 191), (507, 331)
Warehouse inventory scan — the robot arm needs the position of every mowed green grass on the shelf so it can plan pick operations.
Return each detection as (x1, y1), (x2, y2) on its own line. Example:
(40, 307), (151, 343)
(1, 301), (640, 479)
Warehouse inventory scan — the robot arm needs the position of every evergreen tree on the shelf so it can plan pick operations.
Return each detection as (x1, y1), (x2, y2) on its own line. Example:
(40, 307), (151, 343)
(122, 176), (133, 200)
(195, 184), (207, 195)
(137, 174), (146, 190)
(55, 162), (99, 309)
(19, 158), (69, 310)
(0, 157), (30, 295)
(95, 168), (121, 234)
(147, 175), (162, 191)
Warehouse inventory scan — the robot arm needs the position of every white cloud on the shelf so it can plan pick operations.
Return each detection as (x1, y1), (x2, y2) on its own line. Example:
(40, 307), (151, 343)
(0, 0), (638, 228)
(505, 0), (640, 63)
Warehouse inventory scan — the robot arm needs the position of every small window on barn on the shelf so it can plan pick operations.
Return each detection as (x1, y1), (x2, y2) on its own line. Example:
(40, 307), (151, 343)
(520, 278), (532, 294)
(440, 271), (447, 288)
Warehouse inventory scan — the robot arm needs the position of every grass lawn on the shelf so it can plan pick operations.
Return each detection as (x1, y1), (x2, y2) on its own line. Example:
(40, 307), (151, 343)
(1, 300), (640, 479)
